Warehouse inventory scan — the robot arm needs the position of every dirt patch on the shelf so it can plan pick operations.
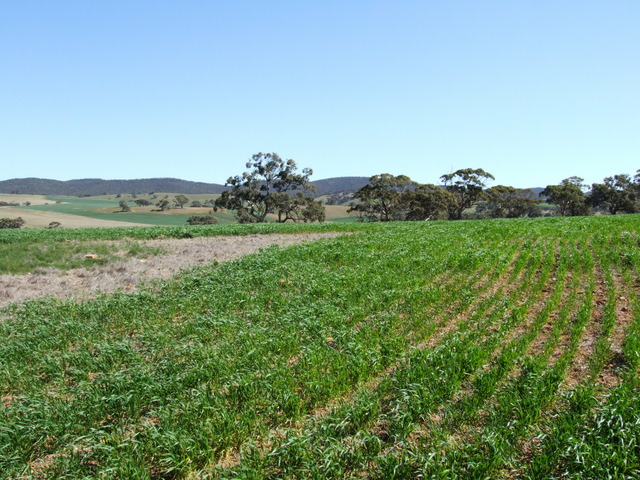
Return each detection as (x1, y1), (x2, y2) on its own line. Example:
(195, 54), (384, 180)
(0, 233), (340, 308)
(0, 194), (52, 206)
(0, 207), (147, 228)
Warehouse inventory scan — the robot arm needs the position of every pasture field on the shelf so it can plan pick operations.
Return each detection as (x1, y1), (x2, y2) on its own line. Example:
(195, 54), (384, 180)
(4, 195), (356, 227)
(20, 197), (234, 227)
(1, 216), (639, 478)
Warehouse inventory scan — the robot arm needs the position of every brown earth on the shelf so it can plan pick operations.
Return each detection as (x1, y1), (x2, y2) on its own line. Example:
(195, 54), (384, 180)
(0, 207), (147, 228)
(0, 233), (340, 308)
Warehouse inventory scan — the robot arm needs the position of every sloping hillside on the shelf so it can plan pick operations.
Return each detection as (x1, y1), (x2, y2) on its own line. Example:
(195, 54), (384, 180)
(0, 177), (371, 197)
(0, 178), (226, 196)
(310, 176), (370, 196)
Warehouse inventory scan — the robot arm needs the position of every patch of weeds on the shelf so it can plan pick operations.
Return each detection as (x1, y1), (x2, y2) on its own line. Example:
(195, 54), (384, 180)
(0, 240), (164, 274)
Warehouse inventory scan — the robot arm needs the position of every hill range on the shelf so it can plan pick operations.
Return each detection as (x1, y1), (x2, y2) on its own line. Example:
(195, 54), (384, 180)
(0, 177), (371, 197)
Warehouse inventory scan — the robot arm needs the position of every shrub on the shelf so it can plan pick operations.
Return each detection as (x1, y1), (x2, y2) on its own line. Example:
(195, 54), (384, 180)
(0, 217), (25, 229)
(187, 215), (218, 225)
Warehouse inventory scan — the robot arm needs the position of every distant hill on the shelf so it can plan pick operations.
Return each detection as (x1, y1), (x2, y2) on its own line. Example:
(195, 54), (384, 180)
(0, 176), (372, 197)
(0, 178), (227, 196)
(311, 177), (370, 196)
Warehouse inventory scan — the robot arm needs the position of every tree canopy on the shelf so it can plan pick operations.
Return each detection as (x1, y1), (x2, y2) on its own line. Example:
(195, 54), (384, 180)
(348, 174), (416, 222)
(440, 168), (495, 220)
(587, 174), (637, 215)
(541, 177), (590, 217)
(480, 186), (541, 218)
(403, 184), (454, 221)
(173, 195), (189, 209)
(214, 153), (324, 223)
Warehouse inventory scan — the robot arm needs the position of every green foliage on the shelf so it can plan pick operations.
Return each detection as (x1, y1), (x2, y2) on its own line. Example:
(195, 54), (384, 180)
(271, 191), (326, 223)
(118, 200), (131, 212)
(0, 217), (25, 229)
(480, 185), (542, 218)
(215, 152), (319, 223)
(173, 194), (189, 208)
(301, 195), (326, 223)
(348, 174), (416, 221)
(403, 183), (454, 220)
(440, 168), (495, 219)
(348, 170), (494, 222)
(186, 215), (218, 225)
(0, 239), (163, 274)
(156, 199), (171, 211)
(588, 174), (637, 214)
(542, 177), (590, 216)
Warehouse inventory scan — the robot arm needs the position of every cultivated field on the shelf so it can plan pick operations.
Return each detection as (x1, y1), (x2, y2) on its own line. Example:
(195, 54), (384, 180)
(0, 217), (639, 479)
(1, 194), (356, 228)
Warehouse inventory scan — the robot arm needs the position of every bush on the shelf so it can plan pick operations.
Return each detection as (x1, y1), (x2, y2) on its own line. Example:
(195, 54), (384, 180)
(187, 215), (218, 225)
(0, 217), (25, 229)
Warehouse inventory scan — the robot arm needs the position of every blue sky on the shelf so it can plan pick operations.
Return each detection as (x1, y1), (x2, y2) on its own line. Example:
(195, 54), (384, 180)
(1, 1), (638, 188)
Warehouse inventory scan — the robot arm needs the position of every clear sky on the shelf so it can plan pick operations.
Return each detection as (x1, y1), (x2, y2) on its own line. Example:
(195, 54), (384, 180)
(1, 1), (638, 188)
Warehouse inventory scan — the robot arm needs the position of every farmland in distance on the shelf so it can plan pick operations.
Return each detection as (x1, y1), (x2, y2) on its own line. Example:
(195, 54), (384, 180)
(1, 194), (357, 228)
(0, 216), (639, 479)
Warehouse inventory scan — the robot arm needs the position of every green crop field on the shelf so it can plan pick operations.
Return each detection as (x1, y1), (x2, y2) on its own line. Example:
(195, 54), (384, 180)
(1, 216), (639, 479)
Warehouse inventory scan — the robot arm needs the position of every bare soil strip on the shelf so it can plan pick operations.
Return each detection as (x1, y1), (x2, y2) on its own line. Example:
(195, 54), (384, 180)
(561, 266), (606, 390)
(596, 270), (634, 390)
(0, 206), (147, 228)
(0, 233), (341, 308)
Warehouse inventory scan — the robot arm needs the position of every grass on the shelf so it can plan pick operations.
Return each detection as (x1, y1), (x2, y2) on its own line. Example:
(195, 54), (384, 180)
(0, 216), (639, 479)
(0, 238), (164, 274)
(0, 222), (365, 274)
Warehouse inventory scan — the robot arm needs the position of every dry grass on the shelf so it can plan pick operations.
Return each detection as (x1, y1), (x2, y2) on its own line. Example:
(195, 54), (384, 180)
(0, 233), (341, 308)
(0, 207), (146, 228)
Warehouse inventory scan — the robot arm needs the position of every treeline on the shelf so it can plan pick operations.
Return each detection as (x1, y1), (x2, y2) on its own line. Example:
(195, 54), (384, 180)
(348, 169), (640, 221)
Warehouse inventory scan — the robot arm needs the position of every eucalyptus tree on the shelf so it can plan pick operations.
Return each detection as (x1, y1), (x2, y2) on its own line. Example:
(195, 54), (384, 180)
(481, 186), (541, 218)
(542, 177), (590, 216)
(156, 199), (171, 211)
(588, 174), (637, 214)
(348, 174), (416, 221)
(440, 168), (495, 220)
(173, 195), (189, 209)
(215, 152), (319, 223)
(403, 183), (455, 220)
